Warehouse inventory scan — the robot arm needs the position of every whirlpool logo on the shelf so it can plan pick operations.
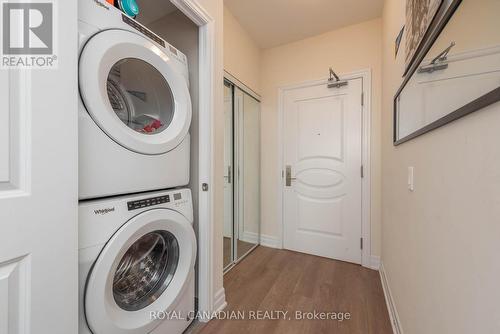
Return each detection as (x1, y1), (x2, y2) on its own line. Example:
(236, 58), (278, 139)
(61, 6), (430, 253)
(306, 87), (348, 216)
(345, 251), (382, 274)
(94, 207), (116, 216)
(1, 0), (58, 68)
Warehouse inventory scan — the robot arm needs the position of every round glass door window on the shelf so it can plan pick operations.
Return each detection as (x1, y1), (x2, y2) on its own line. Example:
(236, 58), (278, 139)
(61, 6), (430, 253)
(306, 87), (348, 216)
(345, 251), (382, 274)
(113, 230), (179, 311)
(107, 58), (175, 135)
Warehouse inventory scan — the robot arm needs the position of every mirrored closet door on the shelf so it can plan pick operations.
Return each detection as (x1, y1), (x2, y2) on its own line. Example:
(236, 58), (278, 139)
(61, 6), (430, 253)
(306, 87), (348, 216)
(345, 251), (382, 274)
(223, 78), (261, 272)
(223, 82), (234, 269)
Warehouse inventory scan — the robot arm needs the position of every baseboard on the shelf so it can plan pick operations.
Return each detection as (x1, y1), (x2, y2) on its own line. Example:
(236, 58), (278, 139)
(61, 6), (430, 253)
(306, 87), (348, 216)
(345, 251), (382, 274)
(370, 255), (381, 270)
(213, 287), (227, 313)
(260, 234), (281, 249)
(239, 231), (259, 244)
(379, 262), (403, 334)
(241, 231), (282, 249)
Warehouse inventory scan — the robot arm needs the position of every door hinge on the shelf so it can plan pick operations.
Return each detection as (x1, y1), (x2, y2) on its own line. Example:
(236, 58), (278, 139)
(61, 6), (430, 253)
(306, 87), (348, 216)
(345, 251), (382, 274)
(360, 238), (363, 250)
(361, 165), (364, 178)
(361, 92), (364, 106)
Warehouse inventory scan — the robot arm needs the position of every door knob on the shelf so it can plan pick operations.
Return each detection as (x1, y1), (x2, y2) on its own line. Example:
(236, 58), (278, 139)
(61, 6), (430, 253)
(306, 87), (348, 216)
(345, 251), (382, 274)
(285, 165), (296, 187)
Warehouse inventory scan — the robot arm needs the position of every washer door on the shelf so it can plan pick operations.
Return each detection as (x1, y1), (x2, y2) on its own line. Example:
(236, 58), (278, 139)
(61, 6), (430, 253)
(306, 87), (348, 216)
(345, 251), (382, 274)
(79, 29), (192, 155)
(85, 209), (196, 334)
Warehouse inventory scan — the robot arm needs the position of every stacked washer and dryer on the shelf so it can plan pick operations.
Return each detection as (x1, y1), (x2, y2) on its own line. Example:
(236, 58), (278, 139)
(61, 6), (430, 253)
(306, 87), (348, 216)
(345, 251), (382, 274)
(78, 1), (196, 334)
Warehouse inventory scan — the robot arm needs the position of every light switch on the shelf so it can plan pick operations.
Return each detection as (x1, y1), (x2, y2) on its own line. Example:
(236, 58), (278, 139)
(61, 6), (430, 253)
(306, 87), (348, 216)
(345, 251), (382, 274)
(408, 167), (414, 191)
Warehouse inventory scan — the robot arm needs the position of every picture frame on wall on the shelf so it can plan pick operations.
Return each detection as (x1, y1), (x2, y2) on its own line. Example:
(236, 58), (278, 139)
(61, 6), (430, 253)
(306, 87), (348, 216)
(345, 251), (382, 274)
(394, 0), (500, 145)
(404, 0), (443, 75)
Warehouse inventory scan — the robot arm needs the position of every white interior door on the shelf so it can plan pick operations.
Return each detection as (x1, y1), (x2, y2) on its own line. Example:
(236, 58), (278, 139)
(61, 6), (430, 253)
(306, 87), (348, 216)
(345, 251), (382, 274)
(0, 1), (78, 333)
(283, 78), (363, 264)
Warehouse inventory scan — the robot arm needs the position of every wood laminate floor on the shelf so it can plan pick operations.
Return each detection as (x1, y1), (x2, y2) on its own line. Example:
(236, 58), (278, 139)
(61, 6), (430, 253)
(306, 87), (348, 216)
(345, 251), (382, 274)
(223, 237), (257, 268)
(194, 246), (392, 334)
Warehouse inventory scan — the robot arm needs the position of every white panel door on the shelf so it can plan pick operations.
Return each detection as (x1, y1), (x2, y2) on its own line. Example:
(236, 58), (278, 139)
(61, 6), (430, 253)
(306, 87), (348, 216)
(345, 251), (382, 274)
(0, 1), (78, 333)
(283, 78), (363, 264)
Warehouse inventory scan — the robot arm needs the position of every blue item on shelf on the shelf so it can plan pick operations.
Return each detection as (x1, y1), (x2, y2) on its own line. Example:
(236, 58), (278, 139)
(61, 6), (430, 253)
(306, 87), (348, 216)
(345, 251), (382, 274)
(119, 0), (139, 17)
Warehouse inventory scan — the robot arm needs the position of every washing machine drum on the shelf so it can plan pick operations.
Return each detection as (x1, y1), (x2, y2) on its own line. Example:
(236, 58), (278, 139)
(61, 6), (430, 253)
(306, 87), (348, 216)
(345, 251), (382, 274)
(84, 209), (196, 334)
(79, 29), (192, 155)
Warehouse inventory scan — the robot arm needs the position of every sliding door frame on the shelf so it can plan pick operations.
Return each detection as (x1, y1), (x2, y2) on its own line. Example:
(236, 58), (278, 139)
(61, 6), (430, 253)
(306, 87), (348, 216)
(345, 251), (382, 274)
(223, 74), (262, 273)
(223, 81), (235, 273)
(224, 71), (261, 103)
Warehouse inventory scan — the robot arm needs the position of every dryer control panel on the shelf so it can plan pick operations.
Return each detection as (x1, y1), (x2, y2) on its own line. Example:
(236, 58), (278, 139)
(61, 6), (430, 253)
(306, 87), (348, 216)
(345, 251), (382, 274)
(121, 14), (187, 65)
(122, 15), (165, 47)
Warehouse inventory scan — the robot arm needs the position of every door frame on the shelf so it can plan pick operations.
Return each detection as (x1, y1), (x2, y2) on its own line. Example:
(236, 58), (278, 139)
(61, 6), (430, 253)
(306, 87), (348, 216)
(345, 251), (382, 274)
(170, 0), (220, 316)
(277, 68), (373, 269)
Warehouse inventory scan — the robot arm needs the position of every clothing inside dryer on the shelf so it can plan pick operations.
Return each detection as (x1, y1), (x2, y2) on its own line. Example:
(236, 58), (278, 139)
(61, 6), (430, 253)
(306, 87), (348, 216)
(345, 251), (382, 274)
(107, 58), (175, 134)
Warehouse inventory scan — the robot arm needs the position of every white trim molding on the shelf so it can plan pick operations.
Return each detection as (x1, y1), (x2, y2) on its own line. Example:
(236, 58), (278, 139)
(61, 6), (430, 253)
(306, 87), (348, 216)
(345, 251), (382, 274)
(213, 287), (227, 313)
(239, 231), (259, 244)
(260, 234), (281, 249)
(370, 255), (381, 270)
(241, 231), (282, 249)
(171, 0), (212, 25)
(170, 0), (220, 319)
(276, 68), (374, 269)
(379, 262), (403, 334)
(224, 70), (261, 102)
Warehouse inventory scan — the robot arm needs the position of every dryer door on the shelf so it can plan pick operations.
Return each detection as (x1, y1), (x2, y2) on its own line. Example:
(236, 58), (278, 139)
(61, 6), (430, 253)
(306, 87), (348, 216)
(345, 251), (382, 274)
(79, 29), (192, 155)
(84, 209), (196, 334)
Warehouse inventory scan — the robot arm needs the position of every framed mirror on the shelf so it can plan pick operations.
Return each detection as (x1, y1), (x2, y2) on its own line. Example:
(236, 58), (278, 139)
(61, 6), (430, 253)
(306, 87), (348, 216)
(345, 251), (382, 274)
(394, 0), (500, 145)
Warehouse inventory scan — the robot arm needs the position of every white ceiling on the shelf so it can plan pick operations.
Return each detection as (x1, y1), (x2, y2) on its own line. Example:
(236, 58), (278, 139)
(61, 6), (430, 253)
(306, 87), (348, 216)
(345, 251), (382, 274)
(224, 0), (384, 49)
(136, 0), (179, 25)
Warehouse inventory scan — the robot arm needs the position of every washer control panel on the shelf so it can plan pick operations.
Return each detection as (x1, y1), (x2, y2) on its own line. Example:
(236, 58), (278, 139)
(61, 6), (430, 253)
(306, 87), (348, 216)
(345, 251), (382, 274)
(127, 195), (170, 211)
(127, 192), (185, 211)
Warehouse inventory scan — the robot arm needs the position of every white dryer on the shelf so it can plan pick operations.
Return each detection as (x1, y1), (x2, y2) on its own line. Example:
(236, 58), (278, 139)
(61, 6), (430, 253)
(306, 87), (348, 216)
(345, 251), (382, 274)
(79, 188), (196, 334)
(78, 0), (192, 199)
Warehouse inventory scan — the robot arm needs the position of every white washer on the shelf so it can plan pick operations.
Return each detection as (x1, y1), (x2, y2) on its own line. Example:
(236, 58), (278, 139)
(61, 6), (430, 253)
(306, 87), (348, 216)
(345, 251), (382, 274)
(79, 0), (192, 199)
(79, 188), (196, 334)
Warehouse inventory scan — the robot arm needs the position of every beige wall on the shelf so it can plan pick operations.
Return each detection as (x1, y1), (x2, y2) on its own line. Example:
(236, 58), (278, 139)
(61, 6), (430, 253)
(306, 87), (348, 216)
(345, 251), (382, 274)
(382, 1), (500, 333)
(223, 5), (261, 94)
(260, 19), (383, 256)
